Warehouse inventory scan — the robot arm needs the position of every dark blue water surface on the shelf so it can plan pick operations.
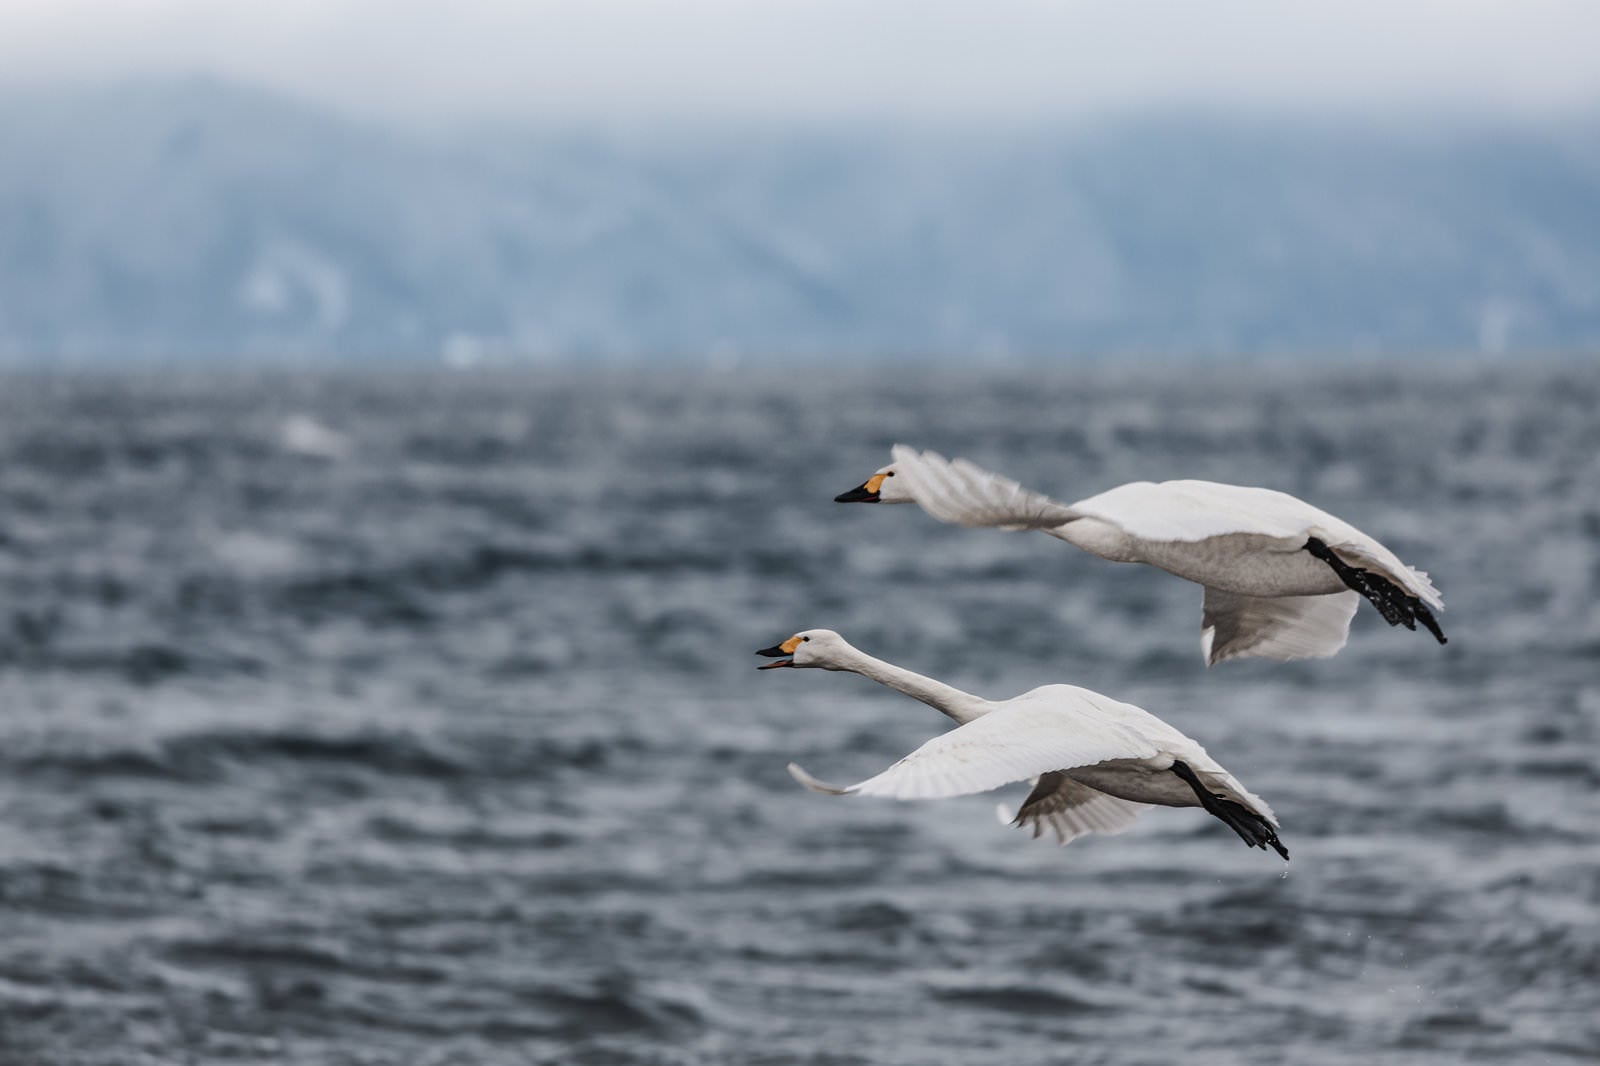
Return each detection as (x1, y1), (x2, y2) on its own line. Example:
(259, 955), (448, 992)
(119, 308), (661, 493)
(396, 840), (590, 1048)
(0, 363), (1596, 1065)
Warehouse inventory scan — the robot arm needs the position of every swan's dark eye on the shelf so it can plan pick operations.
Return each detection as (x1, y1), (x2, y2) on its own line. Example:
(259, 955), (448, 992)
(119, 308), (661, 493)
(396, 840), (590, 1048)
(886, 472), (894, 477)
(803, 636), (810, 642)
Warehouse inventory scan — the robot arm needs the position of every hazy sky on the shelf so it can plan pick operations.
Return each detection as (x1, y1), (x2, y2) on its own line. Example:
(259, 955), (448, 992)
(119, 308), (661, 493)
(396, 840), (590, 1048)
(3, 0), (1599, 125)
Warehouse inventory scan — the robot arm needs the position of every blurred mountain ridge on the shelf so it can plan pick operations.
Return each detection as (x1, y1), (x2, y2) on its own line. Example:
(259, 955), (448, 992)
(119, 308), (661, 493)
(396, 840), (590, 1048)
(2, 78), (1598, 364)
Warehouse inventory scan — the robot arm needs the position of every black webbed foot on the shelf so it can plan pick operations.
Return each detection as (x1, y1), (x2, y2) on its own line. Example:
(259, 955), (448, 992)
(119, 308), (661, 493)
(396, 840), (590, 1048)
(1171, 760), (1289, 861)
(1305, 537), (1447, 645)
(1411, 602), (1447, 645)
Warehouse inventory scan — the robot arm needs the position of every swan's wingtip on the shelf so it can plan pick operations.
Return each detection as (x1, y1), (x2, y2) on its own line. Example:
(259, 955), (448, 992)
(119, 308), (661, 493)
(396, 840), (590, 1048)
(786, 762), (852, 796)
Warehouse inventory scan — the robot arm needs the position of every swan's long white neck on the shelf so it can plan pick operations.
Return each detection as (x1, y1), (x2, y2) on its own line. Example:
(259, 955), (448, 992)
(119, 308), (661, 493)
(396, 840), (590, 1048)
(1045, 515), (1135, 561)
(833, 644), (989, 725)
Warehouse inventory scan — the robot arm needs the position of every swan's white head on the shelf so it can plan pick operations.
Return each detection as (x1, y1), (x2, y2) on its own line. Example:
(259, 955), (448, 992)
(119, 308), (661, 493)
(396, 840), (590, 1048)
(834, 463), (913, 504)
(755, 628), (853, 670)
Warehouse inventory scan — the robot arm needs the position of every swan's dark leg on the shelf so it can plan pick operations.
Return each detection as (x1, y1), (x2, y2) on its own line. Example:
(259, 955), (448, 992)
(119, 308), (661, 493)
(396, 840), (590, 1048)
(1170, 760), (1289, 861)
(1304, 537), (1447, 645)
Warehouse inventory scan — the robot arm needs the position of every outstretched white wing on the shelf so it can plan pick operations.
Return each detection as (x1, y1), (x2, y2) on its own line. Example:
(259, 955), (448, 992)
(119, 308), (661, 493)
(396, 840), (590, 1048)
(787, 698), (1160, 802)
(890, 445), (1079, 530)
(1068, 480), (1321, 543)
(1200, 587), (1360, 665)
(1000, 772), (1150, 845)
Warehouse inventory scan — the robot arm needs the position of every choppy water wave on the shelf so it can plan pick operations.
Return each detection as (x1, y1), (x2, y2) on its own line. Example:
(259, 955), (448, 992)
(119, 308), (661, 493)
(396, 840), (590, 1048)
(0, 363), (1596, 1064)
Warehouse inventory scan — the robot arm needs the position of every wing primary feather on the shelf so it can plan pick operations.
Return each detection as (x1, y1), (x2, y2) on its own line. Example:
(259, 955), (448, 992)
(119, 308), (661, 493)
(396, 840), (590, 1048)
(786, 763), (853, 795)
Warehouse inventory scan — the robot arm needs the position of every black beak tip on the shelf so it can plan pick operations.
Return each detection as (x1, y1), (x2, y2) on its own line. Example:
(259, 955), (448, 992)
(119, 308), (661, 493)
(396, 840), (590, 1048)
(834, 484), (879, 503)
(755, 644), (788, 658)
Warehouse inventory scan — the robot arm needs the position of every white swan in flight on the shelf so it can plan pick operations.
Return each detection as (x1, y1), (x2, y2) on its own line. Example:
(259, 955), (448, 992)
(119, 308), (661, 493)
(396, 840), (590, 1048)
(757, 629), (1288, 859)
(835, 445), (1445, 665)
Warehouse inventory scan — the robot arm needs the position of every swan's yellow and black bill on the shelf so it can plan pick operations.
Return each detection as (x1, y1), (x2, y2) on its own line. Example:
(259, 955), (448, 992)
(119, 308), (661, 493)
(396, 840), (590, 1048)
(756, 634), (802, 669)
(834, 473), (886, 503)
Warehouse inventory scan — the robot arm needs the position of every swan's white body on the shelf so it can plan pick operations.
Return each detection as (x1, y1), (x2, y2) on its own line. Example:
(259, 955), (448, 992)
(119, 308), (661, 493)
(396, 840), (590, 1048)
(863, 445), (1443, 665)
(761, 630), (1285, 856)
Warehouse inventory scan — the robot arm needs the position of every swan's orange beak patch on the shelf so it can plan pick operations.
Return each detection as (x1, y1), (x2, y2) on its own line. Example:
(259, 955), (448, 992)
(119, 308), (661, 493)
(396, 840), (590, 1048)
(755, 634), (802, 669)
(834, 473), (885, 503)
